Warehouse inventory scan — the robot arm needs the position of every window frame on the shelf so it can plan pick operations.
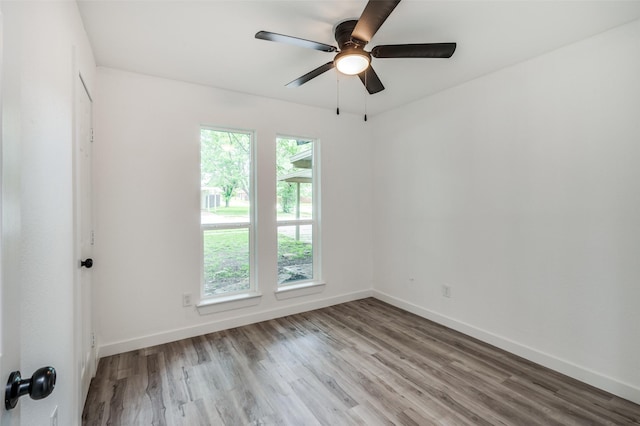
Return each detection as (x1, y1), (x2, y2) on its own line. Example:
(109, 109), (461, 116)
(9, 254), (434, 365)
(199, 126), (257, 301)
(276, 134), (321, 289)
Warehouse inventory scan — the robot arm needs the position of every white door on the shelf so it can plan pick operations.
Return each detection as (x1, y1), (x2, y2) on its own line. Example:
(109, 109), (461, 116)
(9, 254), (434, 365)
(74, 73), (95, 415)
(1, 7), (23, 425)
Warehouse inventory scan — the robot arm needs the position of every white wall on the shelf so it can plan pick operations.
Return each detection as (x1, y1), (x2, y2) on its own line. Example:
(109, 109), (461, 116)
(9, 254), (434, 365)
(93, 68), (374, 355)
(1, 1), (95, 425)
(372, 19), (640, 403)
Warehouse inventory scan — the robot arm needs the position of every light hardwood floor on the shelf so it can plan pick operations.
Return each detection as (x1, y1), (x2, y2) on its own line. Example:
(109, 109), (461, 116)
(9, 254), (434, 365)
(82, 298), (640, 425)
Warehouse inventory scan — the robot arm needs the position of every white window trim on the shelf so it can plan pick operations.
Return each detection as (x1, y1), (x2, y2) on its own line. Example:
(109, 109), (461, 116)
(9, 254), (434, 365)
(276, 135), (321, 291)
(201, 222), (250, 231)
(196, 291), (262, 315)
(199, 127), (257, 303)
(275, 281), (326, 300)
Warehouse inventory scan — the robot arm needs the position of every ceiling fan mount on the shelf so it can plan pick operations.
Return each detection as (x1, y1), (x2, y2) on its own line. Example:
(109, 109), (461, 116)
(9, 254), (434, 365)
(334, 20), (363, 49)
(255, 0), (457, 95)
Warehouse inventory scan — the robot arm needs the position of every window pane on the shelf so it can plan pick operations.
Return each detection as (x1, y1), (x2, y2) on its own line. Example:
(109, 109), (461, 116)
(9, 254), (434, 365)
(203, 228), (250, 296)
(201, 129), (251, 225)
(276, 136), (316, 287)
(278, 224), (313, 284)
(201, 127), (253, 298)
(276, 138), (313, 221)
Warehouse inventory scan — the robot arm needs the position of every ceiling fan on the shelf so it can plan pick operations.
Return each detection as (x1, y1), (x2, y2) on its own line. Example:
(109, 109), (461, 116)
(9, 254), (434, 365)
(255, 0), (456, 95)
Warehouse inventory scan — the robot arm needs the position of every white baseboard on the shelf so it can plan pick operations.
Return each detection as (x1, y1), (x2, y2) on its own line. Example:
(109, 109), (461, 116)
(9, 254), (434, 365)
(373, 290), (640, 405)
(98, 289), (374, 358)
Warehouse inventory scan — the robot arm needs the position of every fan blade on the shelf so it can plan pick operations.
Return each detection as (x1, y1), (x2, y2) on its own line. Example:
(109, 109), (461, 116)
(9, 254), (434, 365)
(358, 66), (385, 94)
(286, 62), (335, 88)
(371, 43), (456, 58)
(352, 0), (401, 43)
(255, 31), (337, 52)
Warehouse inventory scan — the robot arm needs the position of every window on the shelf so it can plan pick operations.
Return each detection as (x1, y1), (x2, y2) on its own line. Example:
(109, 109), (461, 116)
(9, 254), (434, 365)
(200, 128), (254, 297)
(276, 136), (319, 286)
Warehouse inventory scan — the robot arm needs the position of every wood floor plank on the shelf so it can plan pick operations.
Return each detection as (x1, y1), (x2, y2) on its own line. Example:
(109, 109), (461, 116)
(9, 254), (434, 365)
(289, 376), (356, 426)
(121, 373), (154, 426)
(250, 368), (323, 426)
(179, 398), (224, 426)
(83, 298), (640, 425)
(145, 353), (168, 426)
(106, 378), (127, 425)
(347, 399), (397, 426)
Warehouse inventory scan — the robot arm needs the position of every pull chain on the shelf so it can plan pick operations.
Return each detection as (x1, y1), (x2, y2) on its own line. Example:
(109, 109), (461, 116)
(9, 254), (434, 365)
(364, 71), (368, 122)
(336, 72), (340, 115)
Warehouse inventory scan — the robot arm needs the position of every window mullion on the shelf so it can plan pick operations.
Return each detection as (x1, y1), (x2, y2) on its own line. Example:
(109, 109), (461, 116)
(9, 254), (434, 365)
(202, 222), (251, 231)
(276, 219), (313, 227)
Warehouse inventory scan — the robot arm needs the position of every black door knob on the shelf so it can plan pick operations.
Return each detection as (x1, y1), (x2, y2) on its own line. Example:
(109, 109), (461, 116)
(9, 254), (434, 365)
(81, 258), (93, 268)
(5, 366), (56, 409)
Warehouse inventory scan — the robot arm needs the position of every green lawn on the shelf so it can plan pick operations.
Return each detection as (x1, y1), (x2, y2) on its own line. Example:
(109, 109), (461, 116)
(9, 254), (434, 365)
(207, 206), (249, 216)
(203, 228), (312, 295)
(278, 235), (312, 259)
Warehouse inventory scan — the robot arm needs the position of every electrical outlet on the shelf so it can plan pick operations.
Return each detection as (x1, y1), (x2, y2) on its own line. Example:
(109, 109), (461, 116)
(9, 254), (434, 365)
(442, 284), (452, 298)
(51, 406), (58, 426)
(182, 292), (192, 307)
(408, 277), (415, 284)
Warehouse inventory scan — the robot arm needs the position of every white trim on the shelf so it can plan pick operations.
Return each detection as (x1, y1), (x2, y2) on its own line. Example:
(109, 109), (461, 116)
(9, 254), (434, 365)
(275, 281), (326, 300)
(276, 219), (313, 227)
(313, 139), (322, 285)
(276, 135), (321, 288)
(0, 6), (4, 375)
(73, 62), (96, 422)
(98, 289), (373, 358)
(196, 291), (262, 315)
(372, 290), (640, 405)
(199, 127), (256, 300)
(201, 222), (250, 231)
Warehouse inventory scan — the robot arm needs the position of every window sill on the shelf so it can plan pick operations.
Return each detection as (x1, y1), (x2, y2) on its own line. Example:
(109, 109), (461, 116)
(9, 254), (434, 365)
(274, 281), (326, 300)
(196, 292), (262, 315)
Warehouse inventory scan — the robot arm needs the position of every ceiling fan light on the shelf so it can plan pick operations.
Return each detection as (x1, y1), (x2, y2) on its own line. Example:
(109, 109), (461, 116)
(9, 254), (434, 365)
(334, 49), (370, 75)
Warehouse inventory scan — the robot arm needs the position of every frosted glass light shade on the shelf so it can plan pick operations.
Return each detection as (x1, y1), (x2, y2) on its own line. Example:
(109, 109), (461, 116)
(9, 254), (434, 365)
(335, 49), (370, 75)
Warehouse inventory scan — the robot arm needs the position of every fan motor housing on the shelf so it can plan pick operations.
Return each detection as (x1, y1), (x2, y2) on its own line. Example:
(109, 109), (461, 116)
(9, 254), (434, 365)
(334, 20), (365, 49)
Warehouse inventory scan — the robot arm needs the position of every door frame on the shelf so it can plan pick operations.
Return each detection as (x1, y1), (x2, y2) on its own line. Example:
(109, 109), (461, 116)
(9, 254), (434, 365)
(72, 68), (96, 420)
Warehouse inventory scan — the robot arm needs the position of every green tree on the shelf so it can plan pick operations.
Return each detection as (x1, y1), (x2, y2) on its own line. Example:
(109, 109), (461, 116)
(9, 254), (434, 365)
(201, 129), (251, 208)
(280, 182), (295, 214)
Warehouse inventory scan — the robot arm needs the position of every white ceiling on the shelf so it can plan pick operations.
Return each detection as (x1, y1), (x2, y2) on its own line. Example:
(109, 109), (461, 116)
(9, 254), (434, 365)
(77, 0), (640, 116)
